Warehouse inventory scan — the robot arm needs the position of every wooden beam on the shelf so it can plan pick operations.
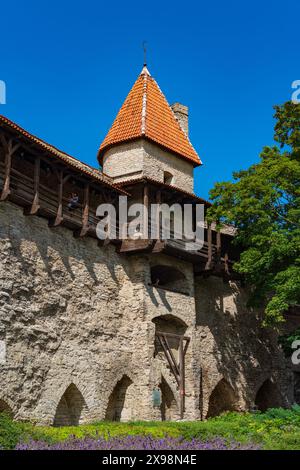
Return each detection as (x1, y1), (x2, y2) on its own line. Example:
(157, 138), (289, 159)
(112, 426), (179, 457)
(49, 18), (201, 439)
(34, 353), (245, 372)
(157, 334), (180, 386)
(163, 334), (180, 377)
(155, 331), (190, 419)
(205, 224), (212, 270)
(117, 239), (155, 254)
(49, 170), (64, 227)
(179, 337), (185, 419)
(74, 183), (90, 238)
(154, 190), (161, 240)
(215, 228), (222, 273)
(24, 157), (40, 215)
(0, 139), (20, 201)
(143, 184), (149, 239)
(224, 252), (230, 275)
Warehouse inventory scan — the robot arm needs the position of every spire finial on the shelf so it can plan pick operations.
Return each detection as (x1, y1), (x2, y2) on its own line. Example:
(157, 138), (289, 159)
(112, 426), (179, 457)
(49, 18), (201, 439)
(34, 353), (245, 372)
(143, 41), (147, 66)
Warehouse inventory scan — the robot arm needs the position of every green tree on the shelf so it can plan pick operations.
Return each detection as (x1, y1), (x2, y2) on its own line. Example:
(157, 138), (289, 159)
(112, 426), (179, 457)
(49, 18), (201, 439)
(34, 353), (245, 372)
(208, 102), (300, 325)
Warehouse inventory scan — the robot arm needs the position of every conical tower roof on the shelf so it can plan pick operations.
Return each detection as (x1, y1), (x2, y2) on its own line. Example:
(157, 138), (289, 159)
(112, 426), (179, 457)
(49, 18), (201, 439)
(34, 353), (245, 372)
(98, 66), (201, 166)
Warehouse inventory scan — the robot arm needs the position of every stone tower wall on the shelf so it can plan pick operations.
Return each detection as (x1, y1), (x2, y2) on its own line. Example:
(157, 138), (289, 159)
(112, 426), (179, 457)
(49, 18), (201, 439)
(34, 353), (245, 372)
(102, 139), (194, 192)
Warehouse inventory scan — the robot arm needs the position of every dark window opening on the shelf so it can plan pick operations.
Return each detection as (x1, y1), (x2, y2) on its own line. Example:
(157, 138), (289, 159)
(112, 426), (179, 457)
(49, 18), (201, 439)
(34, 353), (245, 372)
(150, 265), (189, 295)
(163, 171), (174, 185)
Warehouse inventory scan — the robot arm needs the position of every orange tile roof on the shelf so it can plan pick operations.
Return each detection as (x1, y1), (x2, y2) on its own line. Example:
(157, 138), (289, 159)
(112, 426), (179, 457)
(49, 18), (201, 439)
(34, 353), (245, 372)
(98, 67), (201, 166)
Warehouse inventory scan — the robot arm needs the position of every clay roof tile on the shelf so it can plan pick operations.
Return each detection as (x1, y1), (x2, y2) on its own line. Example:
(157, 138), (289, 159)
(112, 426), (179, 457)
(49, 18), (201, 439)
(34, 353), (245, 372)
(98, 67), (201, 166)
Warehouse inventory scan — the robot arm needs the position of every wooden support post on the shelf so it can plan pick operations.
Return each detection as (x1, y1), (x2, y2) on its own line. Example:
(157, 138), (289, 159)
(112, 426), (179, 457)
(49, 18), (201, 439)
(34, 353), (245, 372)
(215, 228), (222, 272)
(199, 367), (203, 421)
(155, 331), (190, 420)
(179, 337), (185, 419)
(0, 137), (20, 201)
(24, 157), (40, 215)
(216, 229), (221, 257)
(224, 252), (230, 275)
(74, 183), (90, 238)
(49, 170), (64, 227)
(157, 335), (180, 385)
(205, 223), (212, 270)
(163, 335), (179, 377)
(155, 190), (161, 240)
(143, 184), (149, 239)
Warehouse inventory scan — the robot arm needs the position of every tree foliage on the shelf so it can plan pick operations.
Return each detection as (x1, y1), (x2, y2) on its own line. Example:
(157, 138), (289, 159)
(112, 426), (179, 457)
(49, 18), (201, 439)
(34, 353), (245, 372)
(208, 102), (300, 325)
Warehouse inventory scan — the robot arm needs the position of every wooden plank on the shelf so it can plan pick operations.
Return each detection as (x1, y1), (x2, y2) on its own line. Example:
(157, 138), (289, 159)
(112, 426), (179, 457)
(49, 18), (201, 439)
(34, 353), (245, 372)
(0, 140), (20, 201)
(143, 184), (149, 239)
(205, 224), (212, 270)
(157, 334), (180, 386)
(74, 183), (90, 238)
(24, 157), (40, 215)
(163, 334), (180, 377)
(49, 170), (64, 227)
(118, 239), (154, 253)
(179, 337), (185, 419)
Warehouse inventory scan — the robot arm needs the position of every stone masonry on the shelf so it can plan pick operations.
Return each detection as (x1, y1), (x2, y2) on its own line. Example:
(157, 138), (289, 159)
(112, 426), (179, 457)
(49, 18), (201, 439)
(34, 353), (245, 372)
(0, 200), (293, 424)
(0, 65), (295, 425)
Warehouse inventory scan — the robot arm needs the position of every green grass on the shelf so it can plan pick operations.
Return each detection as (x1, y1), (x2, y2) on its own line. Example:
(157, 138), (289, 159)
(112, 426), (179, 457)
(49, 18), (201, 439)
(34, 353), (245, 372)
(2, 406), (300, 450)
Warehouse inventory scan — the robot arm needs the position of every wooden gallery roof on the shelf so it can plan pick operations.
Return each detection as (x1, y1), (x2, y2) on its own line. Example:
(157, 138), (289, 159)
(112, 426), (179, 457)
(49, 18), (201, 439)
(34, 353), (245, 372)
(0, 114), (127, 195)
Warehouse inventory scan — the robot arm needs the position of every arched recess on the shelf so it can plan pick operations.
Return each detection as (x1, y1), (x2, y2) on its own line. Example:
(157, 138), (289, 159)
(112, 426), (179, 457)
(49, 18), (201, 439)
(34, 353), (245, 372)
(207, 378), (239, 418)
(160, 376), (179, 421)
(150, 265), (188, 294)
(53, 384), (88, 426)
(105, 375), (135, 422)
(255, 379), (282, 411)
(0, 399), (13, 417)
(152, 314), (187, 359)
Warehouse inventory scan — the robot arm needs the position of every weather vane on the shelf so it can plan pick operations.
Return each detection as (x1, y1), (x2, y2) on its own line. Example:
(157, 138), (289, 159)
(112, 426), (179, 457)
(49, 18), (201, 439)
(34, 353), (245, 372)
(143, 41), (147, 66)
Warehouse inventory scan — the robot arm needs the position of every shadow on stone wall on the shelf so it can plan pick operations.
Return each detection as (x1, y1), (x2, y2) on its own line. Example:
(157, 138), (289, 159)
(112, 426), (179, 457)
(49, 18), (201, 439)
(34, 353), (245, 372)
(105, 375), (135, 421)
(160, 376), (180, 421)
(255, 378), (283, 411)
(206, 378), (239, 418)
(0, 399), (13, 417)
(195, 277), (289, 415)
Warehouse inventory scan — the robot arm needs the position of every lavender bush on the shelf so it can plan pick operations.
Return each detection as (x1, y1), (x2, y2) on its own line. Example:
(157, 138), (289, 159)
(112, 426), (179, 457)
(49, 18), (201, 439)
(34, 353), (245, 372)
(16, 435), (260, 450)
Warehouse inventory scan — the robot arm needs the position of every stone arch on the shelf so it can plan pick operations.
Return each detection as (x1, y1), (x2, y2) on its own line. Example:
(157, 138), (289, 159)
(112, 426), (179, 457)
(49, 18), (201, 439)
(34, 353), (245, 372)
(207, 378), (239, 418)
(53, 383), (89, 426)
(150, 265), (188, 294)
(255, 378), (282, 411)
(0, 399), (13, 417)
(105, 374), (135, 422)
(152, 314), (187, 359)
(160, 376), (179, 421)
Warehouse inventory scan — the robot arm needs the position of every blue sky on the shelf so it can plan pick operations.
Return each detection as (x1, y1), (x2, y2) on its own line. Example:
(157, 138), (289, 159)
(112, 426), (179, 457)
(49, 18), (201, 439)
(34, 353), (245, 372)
(1, 0), (299, 199)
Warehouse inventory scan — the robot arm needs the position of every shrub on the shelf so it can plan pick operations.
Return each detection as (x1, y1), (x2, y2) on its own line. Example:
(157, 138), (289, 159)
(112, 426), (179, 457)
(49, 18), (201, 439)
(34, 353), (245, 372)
(0, 412), (26, 450)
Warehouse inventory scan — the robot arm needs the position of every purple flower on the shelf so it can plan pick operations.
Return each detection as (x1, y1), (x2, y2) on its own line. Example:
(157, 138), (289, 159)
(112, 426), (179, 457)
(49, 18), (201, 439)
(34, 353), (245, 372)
(15, 435), (260, 451)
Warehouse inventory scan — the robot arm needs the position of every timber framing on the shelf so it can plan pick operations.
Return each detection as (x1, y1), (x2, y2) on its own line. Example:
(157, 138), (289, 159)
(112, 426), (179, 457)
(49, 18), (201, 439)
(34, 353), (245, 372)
(117, 178), (238, 277)
(156, 331), (190, 419)
(0, 115), (239, 278)
(0, 116), (128, 243)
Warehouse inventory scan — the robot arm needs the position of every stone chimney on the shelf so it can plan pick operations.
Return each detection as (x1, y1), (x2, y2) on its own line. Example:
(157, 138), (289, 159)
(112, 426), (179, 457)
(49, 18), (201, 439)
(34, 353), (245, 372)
(171, 103), (189, 136)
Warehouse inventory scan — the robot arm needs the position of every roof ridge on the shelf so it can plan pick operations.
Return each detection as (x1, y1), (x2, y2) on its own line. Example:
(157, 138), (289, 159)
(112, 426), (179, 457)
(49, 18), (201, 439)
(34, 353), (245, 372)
(147, 75), (200, 163)
(98, 69), (201, 166)
(141, 71), (148, 135)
